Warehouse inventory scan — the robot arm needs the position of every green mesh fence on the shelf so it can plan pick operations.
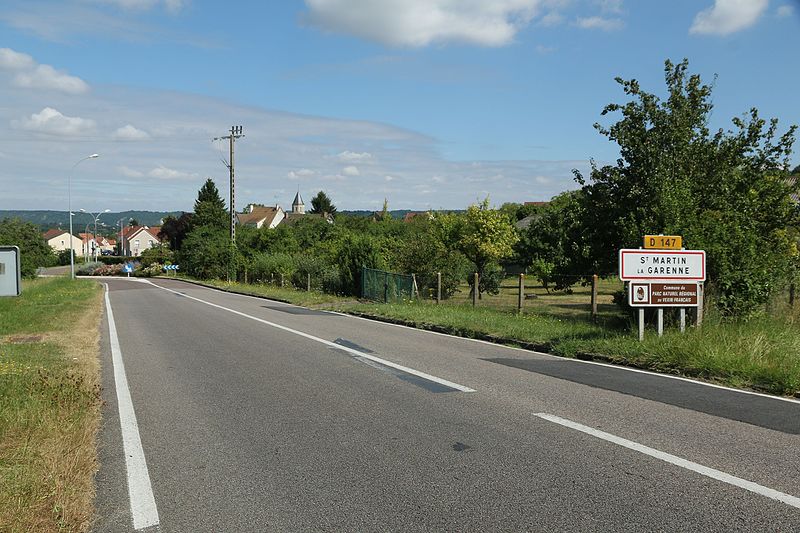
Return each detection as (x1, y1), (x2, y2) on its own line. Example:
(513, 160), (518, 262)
(361, 266), (414, 303)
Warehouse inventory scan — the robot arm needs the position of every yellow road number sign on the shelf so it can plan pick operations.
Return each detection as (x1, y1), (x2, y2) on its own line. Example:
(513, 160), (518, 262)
(644, 235), (682, 250)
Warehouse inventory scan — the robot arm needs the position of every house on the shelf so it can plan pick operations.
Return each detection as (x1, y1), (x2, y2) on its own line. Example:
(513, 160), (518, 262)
(237, 204), (285, 229)
(78, 233), (99, 258)
(120, 225), (161, 256)
(43, 229), (83, 255)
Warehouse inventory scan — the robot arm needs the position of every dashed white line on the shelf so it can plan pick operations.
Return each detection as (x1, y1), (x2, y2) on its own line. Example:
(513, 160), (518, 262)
(104, 284), (160, 530)
(534, 412), (800, 510)
(144, 279), (476, 393)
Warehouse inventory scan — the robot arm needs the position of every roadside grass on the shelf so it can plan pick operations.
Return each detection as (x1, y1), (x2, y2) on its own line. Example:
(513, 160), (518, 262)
(177, 276), (357, 307)
(177, 275), (800, 397)
(0, 277), (102, 532)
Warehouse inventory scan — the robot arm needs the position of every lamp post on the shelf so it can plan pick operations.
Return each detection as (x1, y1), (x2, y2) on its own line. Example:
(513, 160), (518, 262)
(117, 217), (131, 256)
(80, 208), (110, 261)
(68, 154), (99, 279)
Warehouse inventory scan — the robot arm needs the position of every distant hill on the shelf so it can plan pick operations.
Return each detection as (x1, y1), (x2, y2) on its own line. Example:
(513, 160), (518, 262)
(0, 210), (184, 232)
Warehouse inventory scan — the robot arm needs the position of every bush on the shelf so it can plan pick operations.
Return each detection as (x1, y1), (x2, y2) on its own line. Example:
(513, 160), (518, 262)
(136, 263), (164, 277)
(75, 262), (103, 276)
(93, 263), (124, 276)
(248, 253), (296, 284)
(0, 218), (57, 277)
(332, 233), (384, 296)
(291, 254), (336, 289)
(139, 246), (174, 267)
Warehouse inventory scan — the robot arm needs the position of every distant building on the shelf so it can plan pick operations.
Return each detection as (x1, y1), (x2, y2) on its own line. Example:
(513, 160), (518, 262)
(237, 204), (286, 229)
(43, 229), (82, 255)
(120, 226), (161, 256)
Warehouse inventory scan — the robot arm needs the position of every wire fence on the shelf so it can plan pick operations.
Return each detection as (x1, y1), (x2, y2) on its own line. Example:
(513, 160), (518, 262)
(361, 267), (415, 303)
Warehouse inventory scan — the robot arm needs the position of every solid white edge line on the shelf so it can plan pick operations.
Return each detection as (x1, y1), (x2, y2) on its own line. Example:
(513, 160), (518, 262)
(533, 412), (800, 510)
(104, 284), (160, 530)
(142, 278), (800, 405)
(144, 280), (476, 393)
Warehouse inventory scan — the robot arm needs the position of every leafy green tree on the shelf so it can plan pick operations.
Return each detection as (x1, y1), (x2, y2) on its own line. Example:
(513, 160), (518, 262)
(392, 215), (470, 299)
(575, 58), (797, 316)
(332, 233), (384, 296)
(448, 198), (519, 298)
(0, 218), (56, 277)
(309, 191), (337, 215)
(159, 213), (193, 251)
(178, 226), (230, 279)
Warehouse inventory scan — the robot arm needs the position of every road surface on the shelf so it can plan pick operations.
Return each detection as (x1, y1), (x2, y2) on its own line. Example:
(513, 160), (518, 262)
(93, 277), (800, 531)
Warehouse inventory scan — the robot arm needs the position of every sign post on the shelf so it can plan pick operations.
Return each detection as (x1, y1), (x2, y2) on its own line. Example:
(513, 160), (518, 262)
(0, 246), (21, 297)
(620, 240), (705, 340)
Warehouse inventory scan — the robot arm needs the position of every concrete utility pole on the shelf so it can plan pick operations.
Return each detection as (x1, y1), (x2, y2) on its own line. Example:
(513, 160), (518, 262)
(213, 126), (244, 245)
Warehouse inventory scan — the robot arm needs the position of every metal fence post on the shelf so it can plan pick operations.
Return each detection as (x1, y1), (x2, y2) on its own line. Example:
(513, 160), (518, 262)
(307, 272), (311, 292)
(436, 272), (441, 304)
(411, 274), (416, 300)
(696, 283), (704, 328)
(384, 271), (389, 303)
(591, 274), (598, 322)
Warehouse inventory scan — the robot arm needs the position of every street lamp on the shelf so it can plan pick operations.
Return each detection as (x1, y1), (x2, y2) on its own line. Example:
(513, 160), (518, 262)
(80, 208), (110, 261)
(117, 217), (131, 256)
(68, 154), (99, 279)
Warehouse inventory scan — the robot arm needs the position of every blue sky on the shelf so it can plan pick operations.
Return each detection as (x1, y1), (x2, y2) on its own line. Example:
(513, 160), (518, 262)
(0, 0), (798, 212)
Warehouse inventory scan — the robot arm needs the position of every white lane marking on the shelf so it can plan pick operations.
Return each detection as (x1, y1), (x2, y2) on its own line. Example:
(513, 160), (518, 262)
(144, 280), (476, 393)
(140, 278), (800, 405)
(104, 284), (160, 530)
(534, 413), (800, 510)
(335, 308), (800, 405)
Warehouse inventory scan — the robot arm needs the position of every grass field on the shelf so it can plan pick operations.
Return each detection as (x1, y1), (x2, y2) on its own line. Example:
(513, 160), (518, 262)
(0, 277), (102, 532)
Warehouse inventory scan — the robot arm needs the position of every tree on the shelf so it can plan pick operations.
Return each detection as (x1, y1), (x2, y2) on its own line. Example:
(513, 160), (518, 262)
(448, 198), (519, 298)
(178, 226), (230, 279)
(309, 191), (337, 215)
(159, 213), (193, 251)
(0, 218), (56, 277)
(193, 178), (228, 230)
(575, 58), (798, 316)
(128, 218), (139, 227)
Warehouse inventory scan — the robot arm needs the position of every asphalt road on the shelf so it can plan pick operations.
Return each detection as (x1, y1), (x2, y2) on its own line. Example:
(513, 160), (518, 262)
(94, 277), (800, 532)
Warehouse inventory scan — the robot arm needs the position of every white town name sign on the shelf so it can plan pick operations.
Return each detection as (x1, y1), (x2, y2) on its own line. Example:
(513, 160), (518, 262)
(619, 249), (706, 281)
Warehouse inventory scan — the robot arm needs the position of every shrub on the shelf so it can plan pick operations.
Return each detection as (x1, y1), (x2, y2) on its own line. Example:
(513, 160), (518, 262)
(248, 253), (296, 284)
(75, 262), (103, 276)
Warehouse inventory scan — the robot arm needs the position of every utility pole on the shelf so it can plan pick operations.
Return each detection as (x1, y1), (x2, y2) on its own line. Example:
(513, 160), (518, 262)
(213, 125), (244, 245)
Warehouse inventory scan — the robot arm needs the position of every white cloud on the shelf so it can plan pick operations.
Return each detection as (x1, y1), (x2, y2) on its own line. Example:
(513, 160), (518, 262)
(12, 107), (96, 136)
(118, 166), (145, 178)
(342, 165), (360, 176)
(287, 168), (315, 179)
(690, 0), (768, 35)
(384, 175), (395, 181)
(777, 5), (794, 18)
(538, 11), (564, 26)
(575, 16), (624, 31)
(113, 124), (150, 140)
(304, 0), (542, 47)
(336, 150), (373, 161)
(147, 165), (198, 180)
(0, 47), (35, 70)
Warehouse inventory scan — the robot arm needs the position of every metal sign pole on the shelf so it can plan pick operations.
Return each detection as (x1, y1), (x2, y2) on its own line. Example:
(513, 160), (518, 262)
(657, 308), (664, 337)
(638, 308), (645, 341)
(679, 308), (686, 332)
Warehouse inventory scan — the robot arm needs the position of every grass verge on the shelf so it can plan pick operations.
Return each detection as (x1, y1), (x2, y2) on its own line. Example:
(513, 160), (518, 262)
(175, 275), (800, 398)
(0, 277), (102, 532)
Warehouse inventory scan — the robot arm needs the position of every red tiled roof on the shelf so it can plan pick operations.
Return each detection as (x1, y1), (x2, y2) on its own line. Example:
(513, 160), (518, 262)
(43, 228), (69, 240)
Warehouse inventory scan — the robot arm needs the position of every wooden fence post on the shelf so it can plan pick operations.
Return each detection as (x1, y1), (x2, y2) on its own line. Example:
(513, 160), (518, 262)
(517, 273), (524, 313)
(591, 274), (598, 322)
(472, 272), (478, 307)
(436, 272), (441, 304)
(307, 272), (311, 292)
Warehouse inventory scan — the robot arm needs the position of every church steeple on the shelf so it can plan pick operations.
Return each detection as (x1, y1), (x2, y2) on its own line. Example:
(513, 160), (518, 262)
(292, 189), (305, 214)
